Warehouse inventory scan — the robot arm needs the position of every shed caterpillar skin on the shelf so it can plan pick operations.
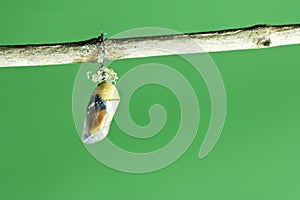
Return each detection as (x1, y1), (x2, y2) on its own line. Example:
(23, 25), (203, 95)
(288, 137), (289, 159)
(82, 80), (120, 144)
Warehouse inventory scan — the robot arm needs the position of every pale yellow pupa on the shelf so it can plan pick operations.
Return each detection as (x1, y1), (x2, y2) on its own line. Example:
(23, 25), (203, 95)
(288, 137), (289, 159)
(82, 80), (120, 144)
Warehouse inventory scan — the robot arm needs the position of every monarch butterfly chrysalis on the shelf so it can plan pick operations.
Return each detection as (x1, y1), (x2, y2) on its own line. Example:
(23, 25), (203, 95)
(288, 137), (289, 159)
(82, 80), (120, 144)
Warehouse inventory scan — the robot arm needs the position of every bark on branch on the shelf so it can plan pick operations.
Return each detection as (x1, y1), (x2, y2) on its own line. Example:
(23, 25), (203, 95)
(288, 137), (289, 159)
(1, 24), (300, 67)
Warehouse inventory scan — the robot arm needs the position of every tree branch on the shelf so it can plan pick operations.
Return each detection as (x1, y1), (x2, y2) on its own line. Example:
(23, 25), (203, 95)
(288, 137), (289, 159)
(1, 24), (300, 67)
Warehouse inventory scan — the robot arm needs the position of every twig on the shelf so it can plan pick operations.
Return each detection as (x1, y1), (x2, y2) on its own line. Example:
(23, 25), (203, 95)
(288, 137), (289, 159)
(1, 24), (300, 67)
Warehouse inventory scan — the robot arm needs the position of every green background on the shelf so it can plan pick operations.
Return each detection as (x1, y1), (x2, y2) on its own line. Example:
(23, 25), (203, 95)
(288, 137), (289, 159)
(1, 0), (300, 199)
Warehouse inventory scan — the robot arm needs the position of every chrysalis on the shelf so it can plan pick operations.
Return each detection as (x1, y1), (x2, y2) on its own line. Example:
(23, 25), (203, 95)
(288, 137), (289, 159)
(82, 80), (120, 144)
